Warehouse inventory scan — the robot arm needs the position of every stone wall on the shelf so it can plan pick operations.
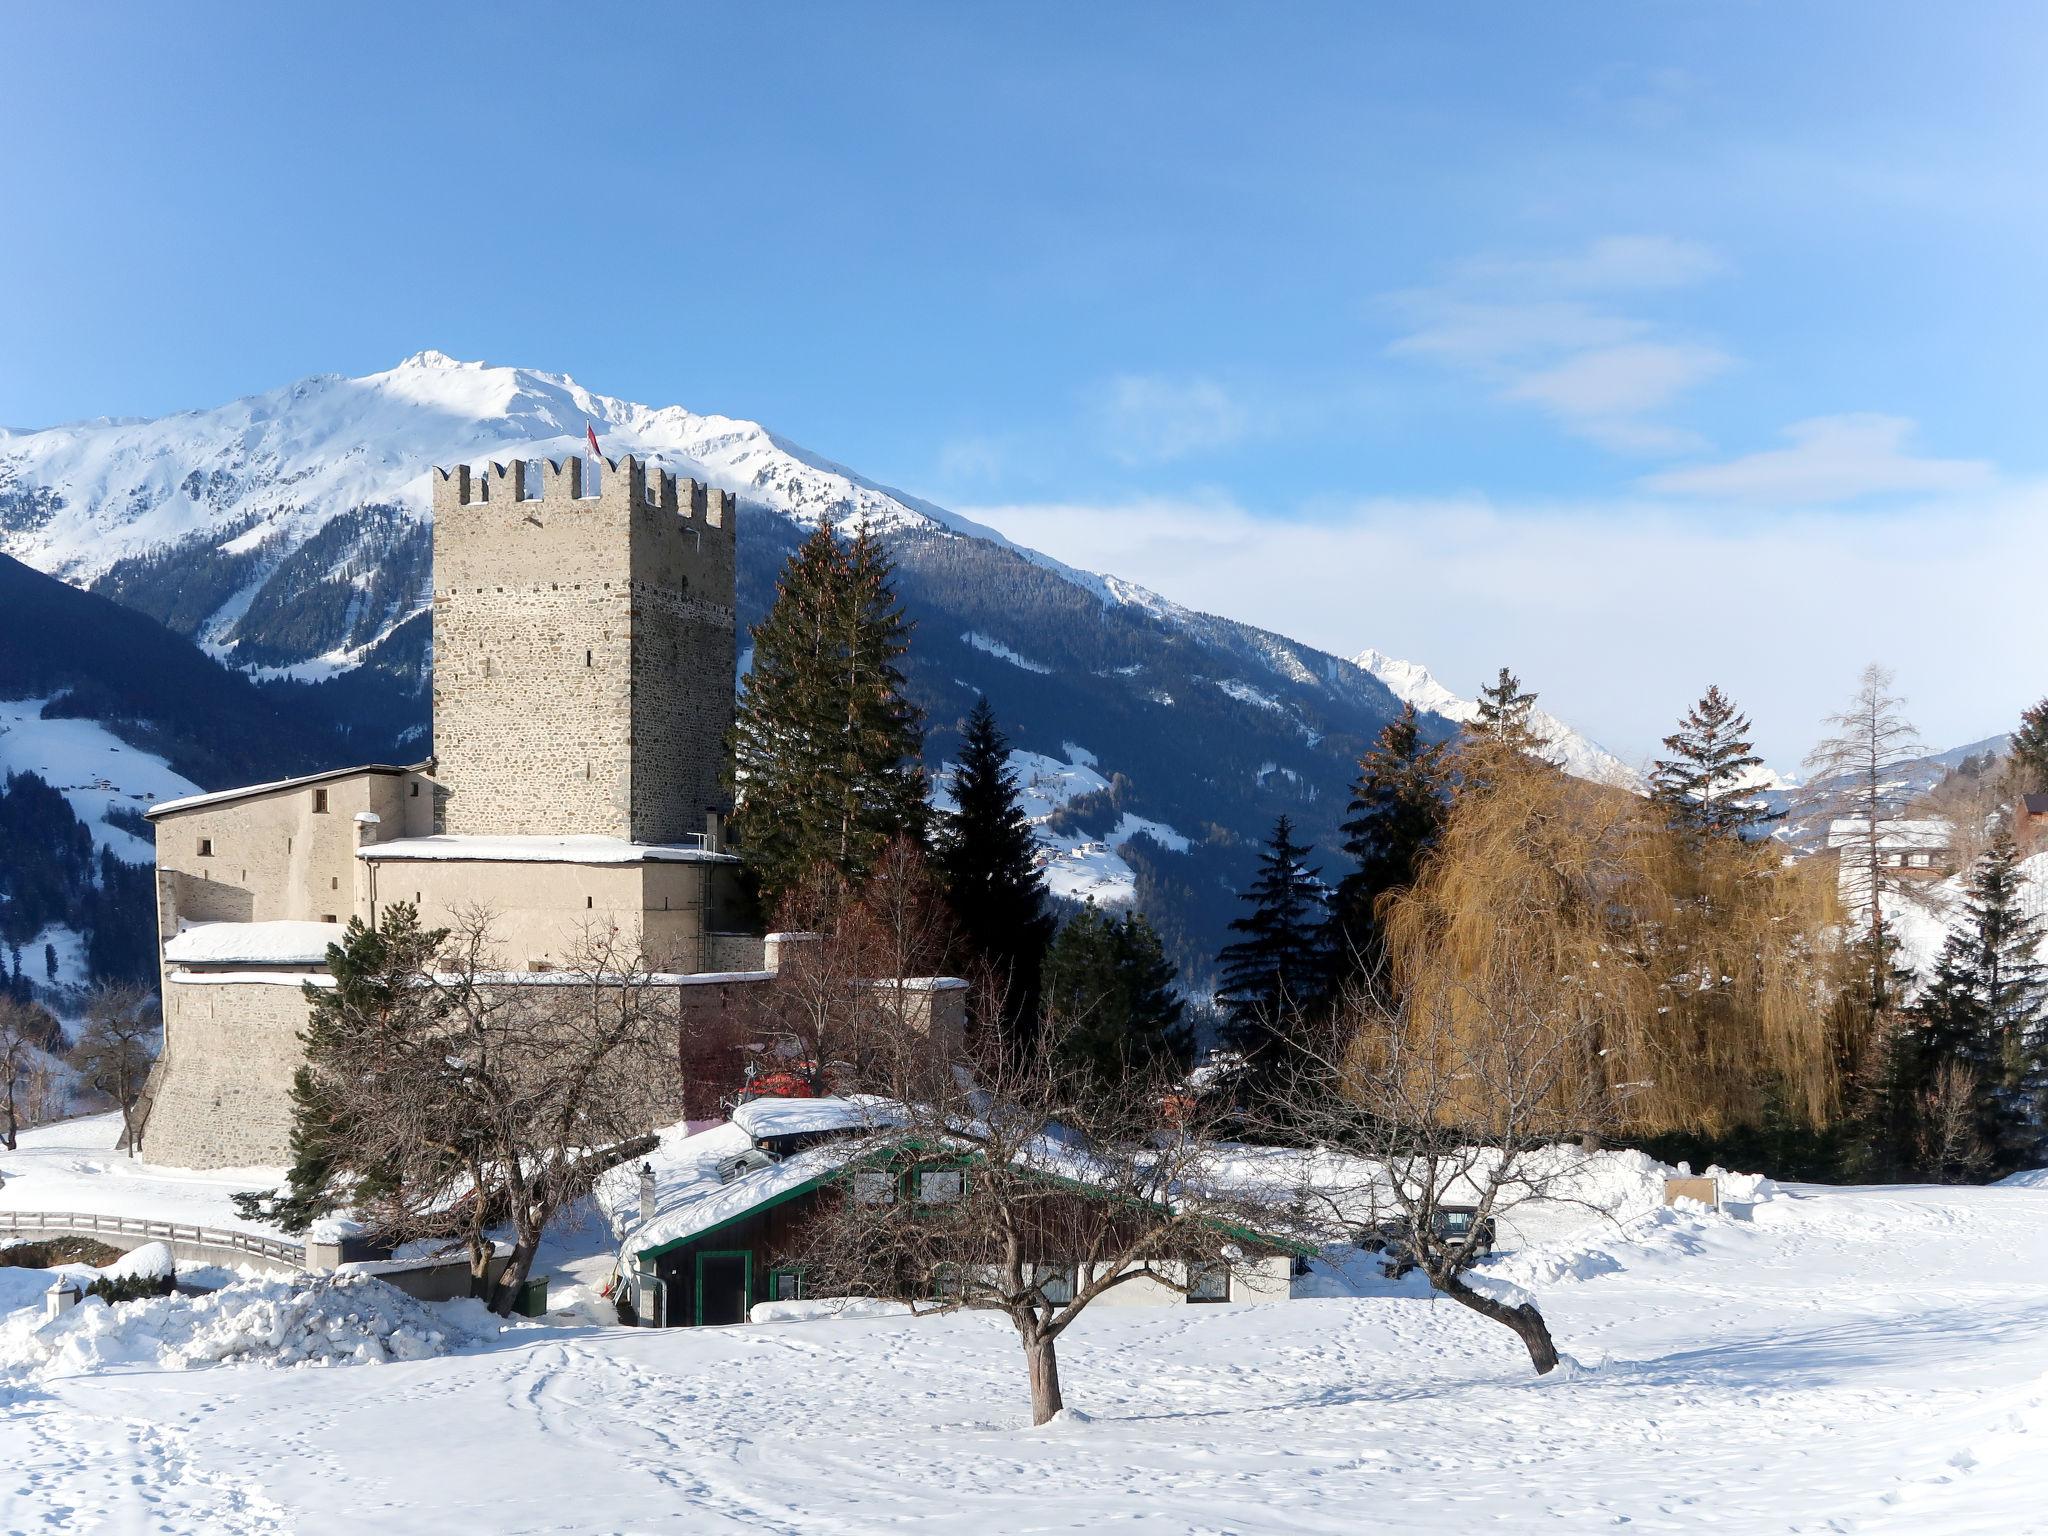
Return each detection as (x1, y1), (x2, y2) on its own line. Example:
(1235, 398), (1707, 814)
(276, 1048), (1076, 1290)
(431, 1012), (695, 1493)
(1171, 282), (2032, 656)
(430, 456), (736, 844)
(144, 977), (317, 1169)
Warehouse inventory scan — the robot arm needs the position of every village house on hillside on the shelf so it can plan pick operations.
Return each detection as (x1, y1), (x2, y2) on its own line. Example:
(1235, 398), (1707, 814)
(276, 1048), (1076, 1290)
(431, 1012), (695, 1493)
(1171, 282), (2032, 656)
(136, 455), (965, 1169)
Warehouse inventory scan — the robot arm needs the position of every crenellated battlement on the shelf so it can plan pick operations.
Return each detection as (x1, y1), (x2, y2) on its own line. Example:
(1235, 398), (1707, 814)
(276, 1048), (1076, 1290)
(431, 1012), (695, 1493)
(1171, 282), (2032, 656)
(431, 453), (734, 533)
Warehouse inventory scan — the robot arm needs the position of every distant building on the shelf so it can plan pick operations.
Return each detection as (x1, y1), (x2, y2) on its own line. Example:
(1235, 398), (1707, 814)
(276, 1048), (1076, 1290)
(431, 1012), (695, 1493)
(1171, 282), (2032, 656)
(1824, 818), (1956, 880)
(138, 455), (962, 1169)
(2016, 794), (2048, 859)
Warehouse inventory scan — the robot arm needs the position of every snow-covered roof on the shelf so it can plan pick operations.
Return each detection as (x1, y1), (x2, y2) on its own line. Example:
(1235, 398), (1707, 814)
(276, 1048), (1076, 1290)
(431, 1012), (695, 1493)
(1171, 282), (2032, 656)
(147, 764), (416, 819)
(163, 920), (343, 966)
(731, 1095), (904, 1141)
(358, 834), (734, 865)
(611, 1122), (876, 1259)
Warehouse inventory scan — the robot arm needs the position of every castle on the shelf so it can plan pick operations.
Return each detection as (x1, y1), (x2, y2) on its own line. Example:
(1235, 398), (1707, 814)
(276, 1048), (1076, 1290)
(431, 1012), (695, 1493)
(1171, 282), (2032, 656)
(139, 454), (957, 1169)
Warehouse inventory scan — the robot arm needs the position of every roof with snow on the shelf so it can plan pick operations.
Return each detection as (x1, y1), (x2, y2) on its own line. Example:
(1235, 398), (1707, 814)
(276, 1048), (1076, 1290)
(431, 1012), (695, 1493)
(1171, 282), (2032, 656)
(731, 1095), (905, 1141)
(163, 920), (343, 966)
(358, 834), (735, 865)
(148, 764), (417, 819)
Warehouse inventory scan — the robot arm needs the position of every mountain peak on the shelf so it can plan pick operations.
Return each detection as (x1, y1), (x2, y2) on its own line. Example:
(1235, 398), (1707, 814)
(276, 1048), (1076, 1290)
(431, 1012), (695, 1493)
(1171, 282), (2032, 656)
(396, 349), (467, 371)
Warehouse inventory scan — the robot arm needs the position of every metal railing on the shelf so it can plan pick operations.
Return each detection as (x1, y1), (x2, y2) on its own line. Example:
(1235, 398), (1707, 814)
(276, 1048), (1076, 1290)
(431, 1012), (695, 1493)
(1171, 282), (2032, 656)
(0, 1210), (303, 1267)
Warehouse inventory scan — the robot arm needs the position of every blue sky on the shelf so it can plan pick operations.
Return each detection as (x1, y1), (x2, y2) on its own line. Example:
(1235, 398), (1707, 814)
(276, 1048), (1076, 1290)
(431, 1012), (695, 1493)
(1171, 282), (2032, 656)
(4, 4), (2044, 765)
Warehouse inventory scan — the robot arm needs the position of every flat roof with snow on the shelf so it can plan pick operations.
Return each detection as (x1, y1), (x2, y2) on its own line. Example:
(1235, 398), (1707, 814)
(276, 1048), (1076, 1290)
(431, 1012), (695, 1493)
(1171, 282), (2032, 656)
(163, 920), (344, 967)
(358, 834), (736, 865)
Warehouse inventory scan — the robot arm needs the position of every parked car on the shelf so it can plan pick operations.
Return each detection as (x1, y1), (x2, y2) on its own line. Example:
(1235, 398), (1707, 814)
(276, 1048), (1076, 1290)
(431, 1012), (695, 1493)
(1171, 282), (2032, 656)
(1359, 1205), (1497, 1278)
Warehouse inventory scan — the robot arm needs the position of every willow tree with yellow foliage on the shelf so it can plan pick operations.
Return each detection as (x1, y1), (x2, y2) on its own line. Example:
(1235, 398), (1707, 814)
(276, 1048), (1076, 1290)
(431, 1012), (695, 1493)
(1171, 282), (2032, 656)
(1277, 743), (1848, 1374)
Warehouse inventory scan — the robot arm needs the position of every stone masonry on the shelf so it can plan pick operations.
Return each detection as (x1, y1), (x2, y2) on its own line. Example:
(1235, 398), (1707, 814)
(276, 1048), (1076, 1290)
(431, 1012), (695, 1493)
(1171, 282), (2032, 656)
(430, 456), (736, 843)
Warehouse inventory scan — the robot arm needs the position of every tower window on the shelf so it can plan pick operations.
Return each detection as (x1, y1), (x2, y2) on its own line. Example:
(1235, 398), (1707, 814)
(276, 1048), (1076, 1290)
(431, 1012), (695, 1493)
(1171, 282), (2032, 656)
(196, 838), (213, 858)
(313, 788), (329, 814)
(410, 782), (420, 798)
(586, 896), (594, 909)
(586, 650), (593, 667)
(331, 876), (339, 891)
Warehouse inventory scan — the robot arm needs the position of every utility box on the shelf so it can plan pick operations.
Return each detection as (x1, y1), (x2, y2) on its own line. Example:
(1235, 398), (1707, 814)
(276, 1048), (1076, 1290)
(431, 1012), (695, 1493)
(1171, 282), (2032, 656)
(1663, 1176), (1721, 1209)
(514, 1275), (551, 1318)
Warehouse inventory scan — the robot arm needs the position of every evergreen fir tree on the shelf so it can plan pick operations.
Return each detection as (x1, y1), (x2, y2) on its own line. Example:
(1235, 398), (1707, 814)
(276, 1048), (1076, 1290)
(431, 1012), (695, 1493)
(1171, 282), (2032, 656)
(1326, 704), (1449, 996)
(2011, 697), (2048, 795)
(1216, 816), (1326, 1096)
(234, 904), (449, 1234)
(1470, 667), (1546, 759)
(1650, 685), (1781, 838)
(1913, 831), (2048, 1171)
(729, 521), (928, 912)
(935, 696), (1056, 1046)
(1041, 904), (1189, 1084)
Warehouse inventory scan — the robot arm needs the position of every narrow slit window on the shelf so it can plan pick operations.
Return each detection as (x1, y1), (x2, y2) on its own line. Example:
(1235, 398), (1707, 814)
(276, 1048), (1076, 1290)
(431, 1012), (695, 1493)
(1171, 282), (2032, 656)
(313, 788), (329, 814)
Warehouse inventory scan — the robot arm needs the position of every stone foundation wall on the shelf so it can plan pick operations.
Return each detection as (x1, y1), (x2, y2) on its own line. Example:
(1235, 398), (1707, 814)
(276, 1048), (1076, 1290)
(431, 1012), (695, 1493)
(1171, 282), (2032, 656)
(145, 978), (316, 1169)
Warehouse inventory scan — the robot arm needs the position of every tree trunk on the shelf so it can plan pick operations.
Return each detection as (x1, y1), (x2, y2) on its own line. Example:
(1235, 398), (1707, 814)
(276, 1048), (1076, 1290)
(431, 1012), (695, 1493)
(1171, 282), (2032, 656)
(3, 1079), (16, 1150)
(1440, 1271), (1560, 1374)
(1026, 1334), (1065, 1425)
(489, 1231), (542, 1318)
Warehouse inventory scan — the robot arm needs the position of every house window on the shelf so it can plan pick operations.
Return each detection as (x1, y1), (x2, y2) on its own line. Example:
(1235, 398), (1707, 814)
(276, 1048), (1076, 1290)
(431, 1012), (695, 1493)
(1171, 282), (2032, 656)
(768, 1268), (804, 1303)
(915, 1168), (964, 1205)
(852, 1170), (897, 1206)
(1187, 1264), (1229, 1303)
(196, 838), (213, 858)
(321, 914), (338, 924)
(931, 1263), (964, 1301)
(1033, 1265), (1077, 1307)
(313, 788), (329, 814)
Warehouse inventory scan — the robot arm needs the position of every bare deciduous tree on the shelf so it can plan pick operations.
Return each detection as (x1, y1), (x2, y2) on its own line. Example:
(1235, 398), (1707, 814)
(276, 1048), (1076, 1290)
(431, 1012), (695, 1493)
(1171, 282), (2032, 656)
(304, 907), (684, 1314)
(0, 995), (60, 1150)
(785, 1022), (1301, 1425)
(69, 984), (160, 1158)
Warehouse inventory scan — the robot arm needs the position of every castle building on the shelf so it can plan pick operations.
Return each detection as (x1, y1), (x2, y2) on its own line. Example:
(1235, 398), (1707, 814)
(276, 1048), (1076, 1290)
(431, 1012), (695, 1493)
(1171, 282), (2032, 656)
(138, 454), (949, 1170)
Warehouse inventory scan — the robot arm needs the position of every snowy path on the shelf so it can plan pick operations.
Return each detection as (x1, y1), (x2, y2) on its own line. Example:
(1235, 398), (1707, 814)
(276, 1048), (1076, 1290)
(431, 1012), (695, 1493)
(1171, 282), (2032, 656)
(7, 1182), (2048, 1532)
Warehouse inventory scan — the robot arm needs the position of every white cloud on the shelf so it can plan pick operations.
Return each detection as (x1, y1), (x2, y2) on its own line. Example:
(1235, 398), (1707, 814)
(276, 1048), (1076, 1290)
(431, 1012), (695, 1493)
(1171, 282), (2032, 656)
(1090, 374), (1247, 465)
(1640, 414), (1995, 503)
(1388, 236), (1728, 456)
(962, 481), (2048, 771)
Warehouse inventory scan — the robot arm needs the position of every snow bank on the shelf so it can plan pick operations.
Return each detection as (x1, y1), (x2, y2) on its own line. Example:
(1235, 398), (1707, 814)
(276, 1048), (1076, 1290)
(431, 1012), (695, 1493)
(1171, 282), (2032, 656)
(1996, 1168), (2048, 1189)
(103, 1241), (174, 1282)
(0, 1272), (503, 1380)
(749, 1298), (914, 1325)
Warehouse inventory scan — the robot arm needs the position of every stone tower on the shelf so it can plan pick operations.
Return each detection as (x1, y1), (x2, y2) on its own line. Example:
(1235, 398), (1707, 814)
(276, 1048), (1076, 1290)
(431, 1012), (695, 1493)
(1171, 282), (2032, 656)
(429, 455), (737, 844)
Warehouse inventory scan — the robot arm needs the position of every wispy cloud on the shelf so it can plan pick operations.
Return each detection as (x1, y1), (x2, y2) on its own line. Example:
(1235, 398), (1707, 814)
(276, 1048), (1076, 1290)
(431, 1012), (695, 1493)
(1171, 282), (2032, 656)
(961, 480), (2048, 769)
(1640, 414), (1995, 503)
(1089, 373), (1248, 465)
(1387, 235), (1728, 456)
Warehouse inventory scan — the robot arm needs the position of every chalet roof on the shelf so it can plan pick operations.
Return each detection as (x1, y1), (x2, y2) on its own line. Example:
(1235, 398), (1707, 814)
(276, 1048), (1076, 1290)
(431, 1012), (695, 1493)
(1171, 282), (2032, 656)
(147, 763), (418, 819)
(1824, 818), (1953, 852)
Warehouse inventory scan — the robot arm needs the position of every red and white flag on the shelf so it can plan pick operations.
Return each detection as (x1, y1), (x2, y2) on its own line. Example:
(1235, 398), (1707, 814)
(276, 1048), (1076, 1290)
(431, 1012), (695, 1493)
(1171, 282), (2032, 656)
(586, 423), (603, 459)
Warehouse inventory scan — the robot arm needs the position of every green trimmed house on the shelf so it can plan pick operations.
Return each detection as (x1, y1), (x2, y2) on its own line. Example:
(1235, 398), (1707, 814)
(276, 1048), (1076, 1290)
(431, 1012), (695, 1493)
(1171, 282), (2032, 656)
(613, 1096), (1309, 1327)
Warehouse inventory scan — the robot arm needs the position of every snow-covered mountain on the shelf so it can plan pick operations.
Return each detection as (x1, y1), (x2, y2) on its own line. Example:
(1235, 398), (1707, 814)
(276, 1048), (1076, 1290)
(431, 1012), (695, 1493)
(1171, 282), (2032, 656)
(1353, 648), (1642, 789)
(0, 353), (1444, 984)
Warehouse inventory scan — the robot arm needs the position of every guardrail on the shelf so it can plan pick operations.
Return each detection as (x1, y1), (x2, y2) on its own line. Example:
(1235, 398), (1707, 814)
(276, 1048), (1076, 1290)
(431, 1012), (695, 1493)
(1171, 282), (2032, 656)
(0, 1210), (303, 1268)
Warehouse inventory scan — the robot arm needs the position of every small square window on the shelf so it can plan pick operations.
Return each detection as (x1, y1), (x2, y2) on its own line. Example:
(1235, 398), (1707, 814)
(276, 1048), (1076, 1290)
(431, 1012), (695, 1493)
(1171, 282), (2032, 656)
(196, 838), (213, 858)
(769, 1269), (804, 1302)
(313, 788), (329, 814)
(1187, 1264), (1229, 1303)
(852, 1170), (896, 1206)
(916, 1168), (964, 1205)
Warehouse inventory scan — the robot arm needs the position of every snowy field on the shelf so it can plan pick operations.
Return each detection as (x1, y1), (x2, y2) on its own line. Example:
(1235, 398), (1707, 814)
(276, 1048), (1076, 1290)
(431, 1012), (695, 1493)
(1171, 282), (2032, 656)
(6, 1137), (2048, 1532)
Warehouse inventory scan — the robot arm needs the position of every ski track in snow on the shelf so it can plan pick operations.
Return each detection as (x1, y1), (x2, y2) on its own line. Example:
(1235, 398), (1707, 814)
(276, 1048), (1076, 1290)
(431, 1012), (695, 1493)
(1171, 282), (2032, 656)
(7, 1181), (2048, 1530)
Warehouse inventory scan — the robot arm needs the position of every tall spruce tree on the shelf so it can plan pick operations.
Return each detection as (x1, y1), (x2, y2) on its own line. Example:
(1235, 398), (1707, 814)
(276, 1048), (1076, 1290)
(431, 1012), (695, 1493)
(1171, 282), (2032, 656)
(1041, 904), (1189, 1084)
(1327, 704), (1449, 996)
(1913, 831), (2048, 1171)
(1650, 685), (1781, 838)
(1470, 667), (1546, 758)
(2011, 697), (2048, 795)
(937, 697), (1056, 1044)
(730, 521), (928, 912)
(1216, 816), (1326, 1096)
